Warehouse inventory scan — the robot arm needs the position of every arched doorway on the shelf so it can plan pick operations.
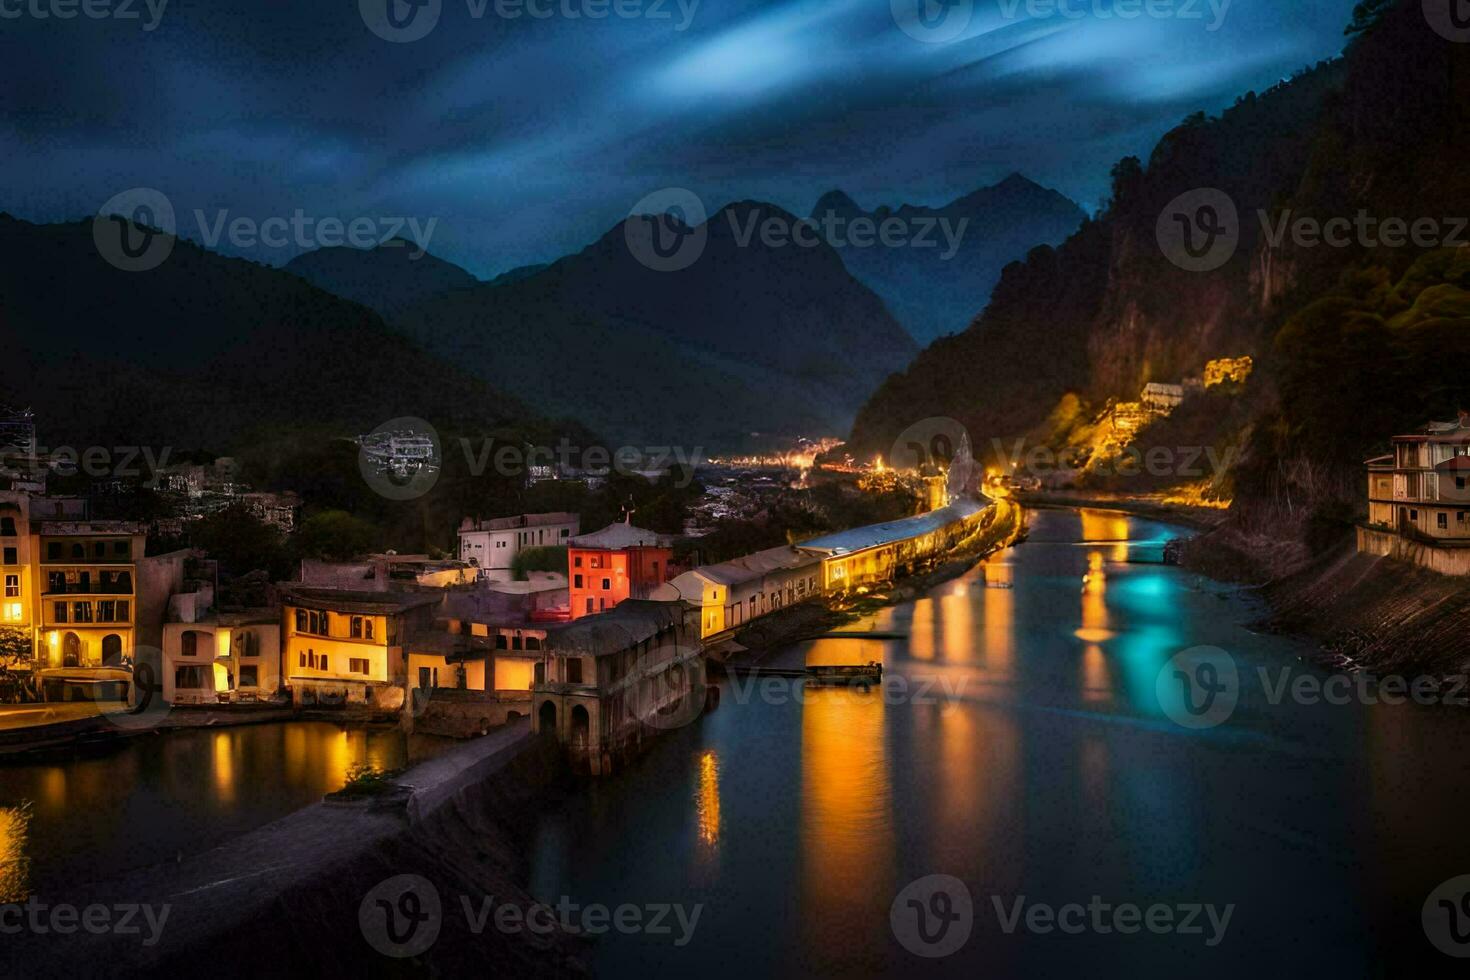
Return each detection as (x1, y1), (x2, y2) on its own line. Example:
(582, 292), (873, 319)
(570, 704), (590, 751)
(62, 632), (81, 668)
(538, 699), (557, 736)
(101, 634), (123, 667)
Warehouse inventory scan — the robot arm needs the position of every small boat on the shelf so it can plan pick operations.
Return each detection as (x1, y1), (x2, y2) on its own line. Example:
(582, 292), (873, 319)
(805, 662), (884, 690)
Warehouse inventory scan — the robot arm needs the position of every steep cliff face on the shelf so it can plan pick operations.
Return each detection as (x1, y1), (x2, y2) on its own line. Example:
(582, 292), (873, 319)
(853, 0), (1470, 541)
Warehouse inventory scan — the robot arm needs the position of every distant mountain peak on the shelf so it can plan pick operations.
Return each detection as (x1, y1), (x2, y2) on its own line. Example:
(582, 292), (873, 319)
(285, 240), (479, 318)
(811, 190), (864, 219)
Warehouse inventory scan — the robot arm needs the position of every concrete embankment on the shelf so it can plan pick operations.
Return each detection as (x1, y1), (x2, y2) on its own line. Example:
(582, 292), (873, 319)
(1255, 538), (1470, 677)
(6, 720), (586, 979)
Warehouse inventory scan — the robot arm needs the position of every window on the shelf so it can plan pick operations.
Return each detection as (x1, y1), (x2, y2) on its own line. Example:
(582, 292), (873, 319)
(47, 543), (61, 560)
(495, 633), (508, 649)
(364, 618), (374, 640)
(113, 541), (129, 556)
(298, 610), (328, 636)
(320, 654), (328, 672)
(299, 651), (307, 668)
(512, 635), (523, 650)
(585, 598), (594, 614)
(560, 529), (569, 538)
(601, 578), (611, 590)
(566, 658), (583, 684)
(1411, 509), (1420, 520)
(97, 601), (116, 622)
(70, 544), (83, 559)
(525, 636), (541, 650)
(2, 548), (14, 565)
(3, 604), (20, 622)
(1439, 513), (1449, 529)
(350, 616), (364, 639)
(93, 542), (105, 558)
(3, 575), (16, 598)
(350, 658), (370, 675)
(181, 630), (198, 657)
(574, 556), (582, 567)
(175, 666), (209, 690)
(73, 602), (93, 623)
(0, 517), (14, 536)
(53, 601), (67, 623)
(239, 666), (259, 687)
(117, 600), (129, 621)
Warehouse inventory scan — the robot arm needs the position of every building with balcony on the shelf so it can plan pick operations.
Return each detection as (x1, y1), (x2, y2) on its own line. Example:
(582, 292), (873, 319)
(1361, 413), (1470, 575)
(35, 519), (146, 677)
(278, 586), (441, 710)
(457, 512), (579, 583)
(567, 519), (674, 619)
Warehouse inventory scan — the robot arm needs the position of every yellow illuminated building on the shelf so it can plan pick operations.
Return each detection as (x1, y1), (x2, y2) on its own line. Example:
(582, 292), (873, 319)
(279, 587), (441, 708)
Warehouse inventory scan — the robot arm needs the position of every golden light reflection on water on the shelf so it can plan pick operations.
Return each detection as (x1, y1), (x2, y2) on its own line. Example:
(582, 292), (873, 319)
(982, 563), (1014, 674)
(0, 806), (31, 903)
(940, 592), (972, 663)
(1076, 551), (1116, 646)
(1080, 509), (1131, 563)
(799, 688), (892, 944)
(697, 750), (721, 850)
(909, 597), (935, 661)
(212, 732), (235, 806)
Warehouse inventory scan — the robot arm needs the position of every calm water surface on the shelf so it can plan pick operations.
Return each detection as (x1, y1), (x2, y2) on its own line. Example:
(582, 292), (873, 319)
(529, 508), (1470, 978)
(0, 721), (411, 899)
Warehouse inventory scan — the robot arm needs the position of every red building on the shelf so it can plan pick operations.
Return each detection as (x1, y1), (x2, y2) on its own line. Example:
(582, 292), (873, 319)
(567, 520), (675, 619)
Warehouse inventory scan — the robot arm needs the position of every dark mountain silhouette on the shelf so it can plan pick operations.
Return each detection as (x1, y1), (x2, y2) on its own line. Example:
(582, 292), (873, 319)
(811, 174), (1085, 345)
(851, 0), (1470, 538)
(396, 201), (918, 450)
(0, 215), (537, 450)
(284, 239), (480, 319)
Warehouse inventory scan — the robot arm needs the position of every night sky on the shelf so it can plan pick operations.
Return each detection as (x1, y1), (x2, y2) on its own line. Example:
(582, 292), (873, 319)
(1, 0), (1358, 276)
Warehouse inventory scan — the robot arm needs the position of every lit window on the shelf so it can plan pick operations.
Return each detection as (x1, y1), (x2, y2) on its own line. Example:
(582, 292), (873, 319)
(3, 603), (20, 622)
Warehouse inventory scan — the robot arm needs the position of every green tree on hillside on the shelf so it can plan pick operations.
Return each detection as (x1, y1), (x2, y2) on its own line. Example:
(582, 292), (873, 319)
(294, 510), (382, 561)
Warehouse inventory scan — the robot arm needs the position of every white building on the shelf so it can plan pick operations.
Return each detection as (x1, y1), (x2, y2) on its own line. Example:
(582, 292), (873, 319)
(457, 513), (579, 583)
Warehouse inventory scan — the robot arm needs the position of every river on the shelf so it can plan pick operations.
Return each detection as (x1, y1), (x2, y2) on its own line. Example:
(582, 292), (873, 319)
(527, 508), (1470, 977)
(0, 721), (412, 901)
